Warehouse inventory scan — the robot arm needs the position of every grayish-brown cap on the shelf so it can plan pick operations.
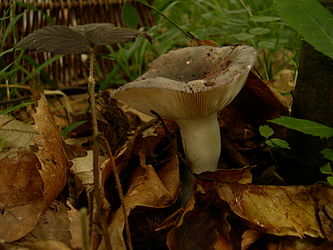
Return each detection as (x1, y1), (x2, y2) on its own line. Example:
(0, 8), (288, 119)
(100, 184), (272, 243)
(111, 45), (257, 120)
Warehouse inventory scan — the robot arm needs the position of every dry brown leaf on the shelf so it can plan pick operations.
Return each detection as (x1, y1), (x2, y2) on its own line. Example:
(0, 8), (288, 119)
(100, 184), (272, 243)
(215, 183), (333, 239)
(0, 201), (44, 243)
(167, 205), (225, 250)
(199, 167), (253, 184)
(241, 229), (263, 250)
(0, 94), (69, 242)
(0, 151), (43, 209)
(101, 134), (137, 186)
(67, 202), (82, 249)
(71, 150), (94, 187)
(27, 201), (72, 246)
(99, 151), (179, 250)
(266, 237), (333, 250)
(32, 240), (72, 250)
(0, 115), (35, 158)
(32, 94), (69, 209)
(166, 167), (253, 250)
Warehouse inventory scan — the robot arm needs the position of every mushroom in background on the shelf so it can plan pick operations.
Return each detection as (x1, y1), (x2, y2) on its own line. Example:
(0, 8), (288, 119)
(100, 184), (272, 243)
(110, 45), (257, 202)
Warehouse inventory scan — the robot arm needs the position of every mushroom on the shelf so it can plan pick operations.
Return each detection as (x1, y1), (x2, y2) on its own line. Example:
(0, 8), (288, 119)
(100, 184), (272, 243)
(110, 45), (257, 198)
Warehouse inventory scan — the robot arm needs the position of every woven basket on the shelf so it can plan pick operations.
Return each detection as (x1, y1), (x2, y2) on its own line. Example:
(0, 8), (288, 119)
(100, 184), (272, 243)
(1, 0), (154, 87)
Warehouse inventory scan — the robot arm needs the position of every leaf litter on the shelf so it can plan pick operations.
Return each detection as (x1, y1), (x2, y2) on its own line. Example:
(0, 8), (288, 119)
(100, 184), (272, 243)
(1, 67), (332, 250)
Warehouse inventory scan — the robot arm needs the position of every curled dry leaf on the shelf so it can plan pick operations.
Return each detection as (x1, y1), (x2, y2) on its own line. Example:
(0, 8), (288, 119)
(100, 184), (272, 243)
(241, 229), (263, 250)
(32, 240), (72, 250)
(167, 168), (252, 250)
(167, 168), (333, 249)
(99, 143), (179, 250)
(26, 201), (72, 247)
(71, 150), (94, 187)
(215, 183), (333, 239)
(0, 115), (36, 155)
(0, 94), (69, 242)
(32, 94), (69, 210)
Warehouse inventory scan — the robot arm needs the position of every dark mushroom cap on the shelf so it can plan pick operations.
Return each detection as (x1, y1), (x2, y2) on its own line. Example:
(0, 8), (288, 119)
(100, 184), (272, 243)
(111, 45), (257, 120)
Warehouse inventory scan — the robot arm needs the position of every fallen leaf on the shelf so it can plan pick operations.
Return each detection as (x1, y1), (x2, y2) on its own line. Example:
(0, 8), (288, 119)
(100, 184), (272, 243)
(0, 151), (43, 209)
(166, 168), (252, 250)
(0, 115), (35, 158)
(266, 236), (333, 250)
(28, 201), (72, 246)
(32, 240), (71, 250)
(241, 229), (263, 250)
(215, 183), (333, 239)
(0, 94), (69, 242)
(99, 144), (179, 250)
(67, 202), (82, 249)
(71, 150), (94, 187)
(32, 94), (69, 210)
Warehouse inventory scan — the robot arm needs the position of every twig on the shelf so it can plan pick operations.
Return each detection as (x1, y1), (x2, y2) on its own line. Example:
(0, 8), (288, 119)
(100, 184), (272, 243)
(0, 84), (31, 90)
(80, 207), (90, 250)
(87, 47), (112, 250)
(101, 136), (133, 250)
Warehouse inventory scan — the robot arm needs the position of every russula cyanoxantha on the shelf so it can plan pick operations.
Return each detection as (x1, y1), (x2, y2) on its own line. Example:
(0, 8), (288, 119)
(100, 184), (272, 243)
(111, 45), (257, 196)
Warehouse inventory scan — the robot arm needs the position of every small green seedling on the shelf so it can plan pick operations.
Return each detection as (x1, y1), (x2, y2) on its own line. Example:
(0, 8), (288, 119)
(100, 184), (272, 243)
(320, 148), (333, 186)
(259, 124), (291, 150)
(60, 120), (87, 138)
(264, 116), (333, 186)
(0, 102), (34, 115)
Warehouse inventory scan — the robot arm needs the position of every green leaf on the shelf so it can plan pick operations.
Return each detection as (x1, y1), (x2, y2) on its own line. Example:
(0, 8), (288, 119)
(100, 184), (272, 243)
(0, 102), (34, 115)
(0, 47), (16, 58)
(259, 125), (274, 139)
(233, 32), (255, 41)
(327, 176), (333, 186)
(1, 12), (25, 47)
(249, 16), (281, 22)
(321, 148), (333, 161)
(275, 0), (333, 59)
(122, 3), (140, 29)
(20, 55), (62, 84)
(249, 27), (270, 35)
(0, 62), (14, 81)
(61, 120), (87, 137)
(320, 162), (332, 175)
(266, 138), (291, 149)
(269, 116), (333, 139)
(257, 40), (276, 49)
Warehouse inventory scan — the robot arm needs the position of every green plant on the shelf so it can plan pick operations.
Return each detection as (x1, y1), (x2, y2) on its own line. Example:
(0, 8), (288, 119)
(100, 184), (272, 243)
(0, 1), (58, 100)
(259, 124), (291, 149)
(60, 120), (87, 138)
(269, 116), (333, 139)
(98, 0), (300, 89)
(261, 116), (333, 185)
(0, 101), (34, 115)
(274, 0), (333, 59)
(320, 148), (333, 185)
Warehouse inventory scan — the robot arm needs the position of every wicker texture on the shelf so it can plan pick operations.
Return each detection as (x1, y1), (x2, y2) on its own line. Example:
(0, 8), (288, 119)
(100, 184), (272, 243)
(1, 0), (153, 87)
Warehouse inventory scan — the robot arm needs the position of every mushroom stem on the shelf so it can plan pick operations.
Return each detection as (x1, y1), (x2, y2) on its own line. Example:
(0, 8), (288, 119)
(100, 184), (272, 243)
(177, 113), (221, 174)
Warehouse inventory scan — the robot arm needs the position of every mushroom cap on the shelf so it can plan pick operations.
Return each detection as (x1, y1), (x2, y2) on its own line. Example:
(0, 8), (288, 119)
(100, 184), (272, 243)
(111, 45), (257, 120)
